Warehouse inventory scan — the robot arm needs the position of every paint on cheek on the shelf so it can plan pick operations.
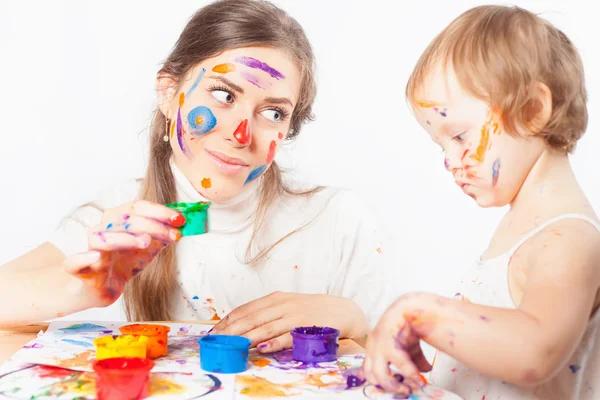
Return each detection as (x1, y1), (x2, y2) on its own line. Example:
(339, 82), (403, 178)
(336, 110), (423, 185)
(426, 120), (431, 125)
(244, 164), (267, 185)
(240, 70), (271, 89)
(186, 68), (206, 97)
(492, 157), (501, 187)
(212, 63), (236, 74)
(234, 119), (251, 145)
(278, 132), (284, 140)
(234, 56), (285, 80)
(470, 113), (500, 163)
(177, 107), (193, 159)
(201, 178), (212, 189)
(187, 106), (217, 136)
(416, 101), (440, 108)
(266, 140), (277, 164)
(444, 158), (450, 171)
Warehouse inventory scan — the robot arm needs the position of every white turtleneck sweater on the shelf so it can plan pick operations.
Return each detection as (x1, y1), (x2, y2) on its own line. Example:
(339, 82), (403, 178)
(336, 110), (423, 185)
(49, 161), (389, 326)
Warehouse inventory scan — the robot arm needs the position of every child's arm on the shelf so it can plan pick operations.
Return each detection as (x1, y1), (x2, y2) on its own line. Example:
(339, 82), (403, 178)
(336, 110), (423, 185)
(363, 220), (600, 392)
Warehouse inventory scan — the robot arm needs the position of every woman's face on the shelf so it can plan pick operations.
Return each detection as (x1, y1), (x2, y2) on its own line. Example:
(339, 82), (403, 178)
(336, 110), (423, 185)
(159, 47), (301, 202)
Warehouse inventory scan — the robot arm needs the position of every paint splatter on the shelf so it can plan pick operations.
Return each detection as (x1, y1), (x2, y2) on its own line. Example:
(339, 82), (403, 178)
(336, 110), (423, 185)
(278, 132), (284, 140)
(426, 120), (431, 125)
(234, 119), (250, 144)
(212, 63), (236, 74)
(106, 223), (113, 229)
(187, 106), (217, 136)
(177, 108), (193, 158)
(237, 375), (290, 397)
(252, 358), (272, 367)
(201, 178), (212, 189)
(186, 68), (206, 97)
(569, 364), (581, 373)
(416, 101), (440, 108)
(240, 70), (271, 89)
(444, 158), (450, 171)
(179, 93), (185, 107)
(192, 296), (199, 300)
(234, 56), (285, 80)
(61, 338), (93, 348)
(492, 158), (501, 187)
(480, 315), (490, 322)
(211, 313), (221, 321)
(60, 323), (110, 333)
(471, 113), (500, 163)
(266, 140), (277, 163)
(293, 265), (299, 270)
(245, 164), (267, 185)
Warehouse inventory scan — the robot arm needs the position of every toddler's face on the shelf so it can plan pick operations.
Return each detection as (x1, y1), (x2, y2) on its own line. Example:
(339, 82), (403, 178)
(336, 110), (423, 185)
(412, 66), (543, 207)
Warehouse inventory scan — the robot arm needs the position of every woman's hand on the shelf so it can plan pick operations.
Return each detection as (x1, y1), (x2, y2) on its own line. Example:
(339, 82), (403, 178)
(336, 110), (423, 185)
(63, 200), (185, 306)
(211, 292), (370, 353)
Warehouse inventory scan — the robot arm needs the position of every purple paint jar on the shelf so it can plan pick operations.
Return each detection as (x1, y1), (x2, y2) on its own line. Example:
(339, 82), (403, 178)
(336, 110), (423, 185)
(290, 326), (340, 363)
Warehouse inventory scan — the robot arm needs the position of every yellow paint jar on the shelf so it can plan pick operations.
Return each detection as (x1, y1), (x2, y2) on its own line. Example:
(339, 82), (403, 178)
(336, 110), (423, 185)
(93, 334), (148, 361)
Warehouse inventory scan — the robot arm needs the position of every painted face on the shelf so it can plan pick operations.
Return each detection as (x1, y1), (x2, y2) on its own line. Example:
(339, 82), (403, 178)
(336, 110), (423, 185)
(412, 66), (544, 207)
(162, 47), (300, 202)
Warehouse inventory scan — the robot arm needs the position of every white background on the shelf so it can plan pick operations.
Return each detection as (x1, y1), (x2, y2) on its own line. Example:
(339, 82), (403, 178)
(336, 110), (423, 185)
(0, 1), (598, 323)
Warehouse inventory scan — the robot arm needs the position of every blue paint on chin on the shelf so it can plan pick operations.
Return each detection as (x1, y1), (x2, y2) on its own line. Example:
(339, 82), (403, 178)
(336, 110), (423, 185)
(244, 164), (267, 185)
(187, 106), (217, 136)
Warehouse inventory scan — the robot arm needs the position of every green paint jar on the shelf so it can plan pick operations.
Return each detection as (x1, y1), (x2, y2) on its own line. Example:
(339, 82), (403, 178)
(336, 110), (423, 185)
(165, 202), (210, 236)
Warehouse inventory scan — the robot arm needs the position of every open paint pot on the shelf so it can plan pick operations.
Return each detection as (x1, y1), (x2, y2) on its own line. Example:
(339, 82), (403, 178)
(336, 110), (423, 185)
(119, 324), (170, 359)
(93, 334), (148, 360)
(93, 357), (154, 400)
(291, 326), (340, 363)
(165, 201), (210, 236)
(198, 335), (251, 373)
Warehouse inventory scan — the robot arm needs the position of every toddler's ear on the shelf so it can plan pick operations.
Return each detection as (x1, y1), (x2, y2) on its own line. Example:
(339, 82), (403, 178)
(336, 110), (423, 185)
(525, 81), (553, 136)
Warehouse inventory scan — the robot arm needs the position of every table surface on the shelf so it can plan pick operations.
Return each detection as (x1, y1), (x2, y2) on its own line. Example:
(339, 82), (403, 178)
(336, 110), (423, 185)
(0, 321), (364, 364)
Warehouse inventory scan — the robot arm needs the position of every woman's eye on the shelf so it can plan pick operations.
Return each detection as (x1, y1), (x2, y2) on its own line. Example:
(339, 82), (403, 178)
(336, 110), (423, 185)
(261, 109), (283, 122)
(211, 90), (234, 104)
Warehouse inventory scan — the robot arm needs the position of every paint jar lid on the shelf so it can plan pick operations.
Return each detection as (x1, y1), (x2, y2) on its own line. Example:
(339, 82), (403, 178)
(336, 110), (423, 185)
(93, 334), (148, 349)
(119, 324), (170, 337)
(93, 357), (155, 376)
(165, 201), (210, 236)
(290, 326), (340, 339)
(198, 335), (251, 374)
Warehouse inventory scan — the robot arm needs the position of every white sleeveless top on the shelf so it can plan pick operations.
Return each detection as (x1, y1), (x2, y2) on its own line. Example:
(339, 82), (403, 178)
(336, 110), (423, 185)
(430, 214), (600, 400)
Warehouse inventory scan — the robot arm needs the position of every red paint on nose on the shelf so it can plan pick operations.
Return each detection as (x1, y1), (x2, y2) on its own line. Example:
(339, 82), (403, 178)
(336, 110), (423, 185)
(234, 119), (250, 145)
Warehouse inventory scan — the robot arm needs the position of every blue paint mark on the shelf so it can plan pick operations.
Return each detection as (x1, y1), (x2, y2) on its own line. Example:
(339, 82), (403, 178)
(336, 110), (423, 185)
(61, 338), (93, 348)
(569, 364), (581, 373)
(124, 223), (131, 230)
(60, 323), (109, 333)
(177, 108), (193, 159)
(192, 296), (199, 300)
(492, 157), (501, 187)
(244, 164), (267, 185)
(187, 106), (217, 136)
(106, 223), (113, 229)
(186, 68), (206, 97)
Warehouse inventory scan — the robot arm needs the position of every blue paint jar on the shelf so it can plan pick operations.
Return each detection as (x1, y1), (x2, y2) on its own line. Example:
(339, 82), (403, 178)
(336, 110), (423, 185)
(198, 335), (251, 374)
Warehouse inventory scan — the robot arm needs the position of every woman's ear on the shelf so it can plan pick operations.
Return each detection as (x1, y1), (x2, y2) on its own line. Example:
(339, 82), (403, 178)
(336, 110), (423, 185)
(527, 81), (553, 135)
(156, 73), (178, 117)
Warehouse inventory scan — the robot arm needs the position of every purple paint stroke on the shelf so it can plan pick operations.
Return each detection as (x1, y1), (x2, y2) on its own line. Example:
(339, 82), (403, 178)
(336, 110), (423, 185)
(240, 71), (270, 90)
(234, 56), (285, 80)
(492, 157), (501, 187)
(177, 108), (193, 159)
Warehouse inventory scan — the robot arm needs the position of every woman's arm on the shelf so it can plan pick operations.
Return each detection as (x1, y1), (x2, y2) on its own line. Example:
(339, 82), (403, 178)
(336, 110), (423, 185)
(0, 243), (100, 328)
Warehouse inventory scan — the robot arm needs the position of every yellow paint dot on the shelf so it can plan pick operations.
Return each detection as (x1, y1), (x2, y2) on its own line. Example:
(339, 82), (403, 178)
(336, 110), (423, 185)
(195, 115), (205, 126)
(179, 93), (185, 107)
(201, 177), (212, 189)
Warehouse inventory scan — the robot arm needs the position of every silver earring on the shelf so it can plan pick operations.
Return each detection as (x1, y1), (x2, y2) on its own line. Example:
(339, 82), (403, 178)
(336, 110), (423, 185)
(288, 129), (295, 136)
